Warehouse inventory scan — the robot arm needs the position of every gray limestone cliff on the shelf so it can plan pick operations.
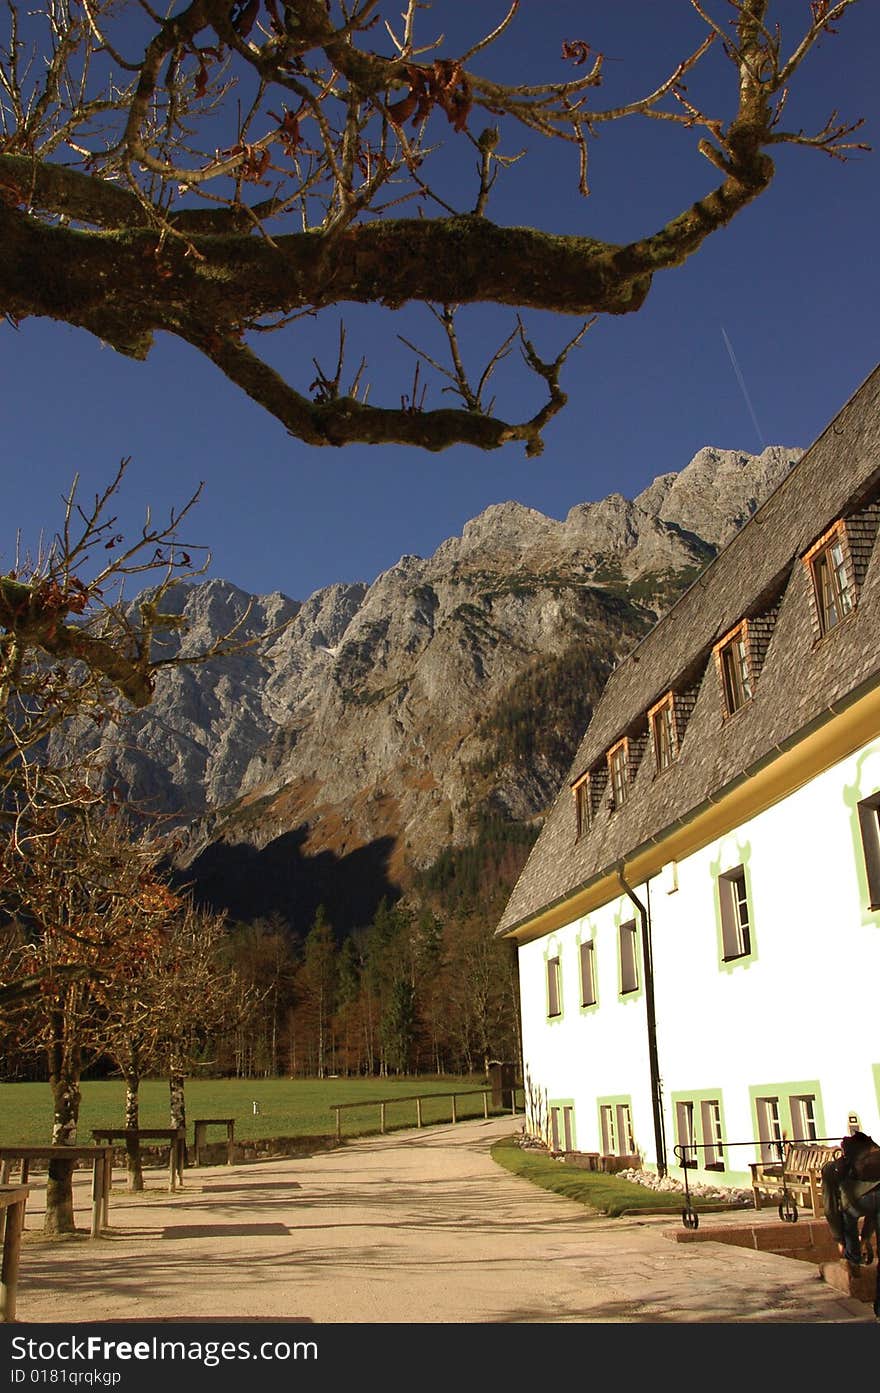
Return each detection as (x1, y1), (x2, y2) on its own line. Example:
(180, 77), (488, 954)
(59, 443), (800, 920)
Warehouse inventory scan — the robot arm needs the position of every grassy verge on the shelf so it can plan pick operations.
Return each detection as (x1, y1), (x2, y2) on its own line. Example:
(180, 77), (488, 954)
(491, 1139), (694, 1218)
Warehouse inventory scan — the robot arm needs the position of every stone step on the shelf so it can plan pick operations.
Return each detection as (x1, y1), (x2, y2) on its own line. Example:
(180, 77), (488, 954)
(820, 1260), (879, 1305)
(666, 1216), (878, 1305)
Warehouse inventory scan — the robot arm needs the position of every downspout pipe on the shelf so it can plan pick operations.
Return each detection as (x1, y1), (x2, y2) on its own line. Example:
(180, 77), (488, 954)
(617, 862), (667, 1178)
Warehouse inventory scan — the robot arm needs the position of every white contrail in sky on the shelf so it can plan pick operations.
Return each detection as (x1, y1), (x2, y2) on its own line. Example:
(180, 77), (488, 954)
(721, 326), (766, 450)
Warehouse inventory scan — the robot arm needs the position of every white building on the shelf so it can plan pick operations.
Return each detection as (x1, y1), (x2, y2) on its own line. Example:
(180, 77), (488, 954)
(496, 366), (880, 1188)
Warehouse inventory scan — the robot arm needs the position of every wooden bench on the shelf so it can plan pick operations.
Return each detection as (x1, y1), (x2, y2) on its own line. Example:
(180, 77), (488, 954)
(192, 1119), (236, 1167)
(0, 1185), (29, 1322)
(0, 1146), (113, 1238)
(750, 1142), (841, 1217)
(92, 1128), (185, 1191)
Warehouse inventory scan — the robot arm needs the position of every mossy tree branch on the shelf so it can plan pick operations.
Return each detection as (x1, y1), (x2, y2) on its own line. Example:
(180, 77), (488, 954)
(0, 0), (867, 453)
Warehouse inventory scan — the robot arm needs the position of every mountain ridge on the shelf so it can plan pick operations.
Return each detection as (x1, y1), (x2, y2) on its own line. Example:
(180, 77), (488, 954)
(60, 443), (801, 933)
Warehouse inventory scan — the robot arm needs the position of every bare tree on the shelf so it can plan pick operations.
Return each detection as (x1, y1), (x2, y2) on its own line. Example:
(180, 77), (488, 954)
(0, 2), (866, 455)
(0, 469), (280, 1214)
(149, 901), (252, 1136)
(1, 810), (180, 1229)
(1, 460), (258, 743)
(1, 462), (288, 914)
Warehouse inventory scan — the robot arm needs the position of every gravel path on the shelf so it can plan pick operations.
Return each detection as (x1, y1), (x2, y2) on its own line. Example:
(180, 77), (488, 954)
(11, 1117), (871, 1324)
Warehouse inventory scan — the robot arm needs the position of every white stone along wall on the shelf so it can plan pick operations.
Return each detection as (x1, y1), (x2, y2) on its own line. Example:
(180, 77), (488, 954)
(518, 737), (880, 1184)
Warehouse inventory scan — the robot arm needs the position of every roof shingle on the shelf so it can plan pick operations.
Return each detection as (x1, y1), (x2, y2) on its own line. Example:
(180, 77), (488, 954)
(496, 364), (880, 937)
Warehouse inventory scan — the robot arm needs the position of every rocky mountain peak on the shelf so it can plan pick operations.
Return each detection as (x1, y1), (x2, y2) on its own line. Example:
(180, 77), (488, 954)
(61, 442), (802, 932)
(636, 443), (801, 547)
(431, 500), (561, 572)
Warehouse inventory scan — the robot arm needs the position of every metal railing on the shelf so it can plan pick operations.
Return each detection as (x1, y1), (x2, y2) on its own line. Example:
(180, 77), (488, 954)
(330, 1086), (522, 1143)
(673, 1135), (843, 1230)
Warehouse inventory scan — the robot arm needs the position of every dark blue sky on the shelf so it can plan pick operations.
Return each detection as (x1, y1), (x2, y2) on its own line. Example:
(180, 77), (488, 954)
(4, 1), (878, 602)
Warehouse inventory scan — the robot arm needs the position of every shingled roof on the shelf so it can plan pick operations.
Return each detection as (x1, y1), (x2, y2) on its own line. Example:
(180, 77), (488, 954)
(497, 363), (880, 938)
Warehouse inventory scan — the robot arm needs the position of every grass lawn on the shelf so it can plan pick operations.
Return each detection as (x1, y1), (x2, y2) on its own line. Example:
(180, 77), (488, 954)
(0, 1075), (514, 1146)
(491, 1138), (705, 1218)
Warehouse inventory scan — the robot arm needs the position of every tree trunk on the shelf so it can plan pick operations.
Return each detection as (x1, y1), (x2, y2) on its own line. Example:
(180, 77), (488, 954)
(46, 1073), (80, 1235)
(169, 1068), (187, 1173)
(124, 1073), (144, 1192)
(169, 1071), (186, 1131)
(45, 1009), (81, 1236)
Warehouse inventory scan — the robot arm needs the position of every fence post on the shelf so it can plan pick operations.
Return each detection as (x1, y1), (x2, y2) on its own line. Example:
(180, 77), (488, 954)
(482, 1091), (489, 1119)
(380, 1102), (386, 1134)
(335, 1108), (341, 1144)
(0, 1191), (26, 1322)
(91, 1157), (103, 1239)
(416, 1099), (423, 1128)
(103, 1151), (112, 1229)
(451, 1095), (457, 1125)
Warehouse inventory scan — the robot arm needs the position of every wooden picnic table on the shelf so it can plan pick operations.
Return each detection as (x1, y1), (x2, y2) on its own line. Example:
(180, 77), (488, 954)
(192, 1118), (236, 1167)
(91, 1128), (186, 1190)
(0, 1184), (29, 1322)
(0, 1146), (113, 1239)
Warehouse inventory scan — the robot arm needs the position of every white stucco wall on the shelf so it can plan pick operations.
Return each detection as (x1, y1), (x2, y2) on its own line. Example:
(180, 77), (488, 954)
(517, 737), (880, 1182)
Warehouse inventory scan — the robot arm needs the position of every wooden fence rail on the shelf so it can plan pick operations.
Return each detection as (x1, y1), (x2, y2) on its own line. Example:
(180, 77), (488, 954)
(0, 1146), (113, 1238)
(330, 1086), (522, 1144)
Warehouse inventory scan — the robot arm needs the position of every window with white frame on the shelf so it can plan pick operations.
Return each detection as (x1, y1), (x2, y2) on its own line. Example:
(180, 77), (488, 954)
(616, 1103), (635, 1156)
(562, 1106), (574, 1152)
(547, 955), (561, 1018)
(675, 1100), (697, 1167)
(573, 776), (590, 838)
(718, 865), (752, 960)
(599, 1104), (616, 1156)
(648, 692), (677, 773)
(790, 1094), (818, 1142)
(607, 739), (629, 810)
(600, 1103), (634, 1157)
(579, 939), (597, 1007)
(804, 521), (855, 636)
(857, 791), (880, 910)
(619, 919), (639, 994)
(701, 1099), (725, 1169)
(675, 1096), (726, 1170)
(714, 622), (753, 718)
(756, 1096), (784, 1165)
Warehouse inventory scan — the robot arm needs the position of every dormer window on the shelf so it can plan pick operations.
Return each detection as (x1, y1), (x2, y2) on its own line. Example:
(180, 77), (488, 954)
(607, 739), (629, 810)
(648, 693), (677, 772)
(804, 521), (855, 636)
(573, 775), (590, 838)
(714, 622), (753, 718)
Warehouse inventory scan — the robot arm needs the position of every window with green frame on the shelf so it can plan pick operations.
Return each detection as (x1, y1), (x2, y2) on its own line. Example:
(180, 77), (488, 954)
(750, 1082), (825, 1162)
(718, 865), (751, 961)
(579, 939), (597, 1007)
(672, 1091), (726, 1172)
(546, 954), (561, 1018)
(599, 1099), (636, 1157)
(619, 920), (639, 994)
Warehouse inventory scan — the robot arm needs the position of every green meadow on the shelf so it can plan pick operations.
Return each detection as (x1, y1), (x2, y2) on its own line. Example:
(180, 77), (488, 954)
(0, 1075), (516, 1146)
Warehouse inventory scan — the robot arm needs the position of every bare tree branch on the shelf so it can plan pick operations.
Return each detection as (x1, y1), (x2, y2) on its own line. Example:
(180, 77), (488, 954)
(0, 0), (867, 454)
